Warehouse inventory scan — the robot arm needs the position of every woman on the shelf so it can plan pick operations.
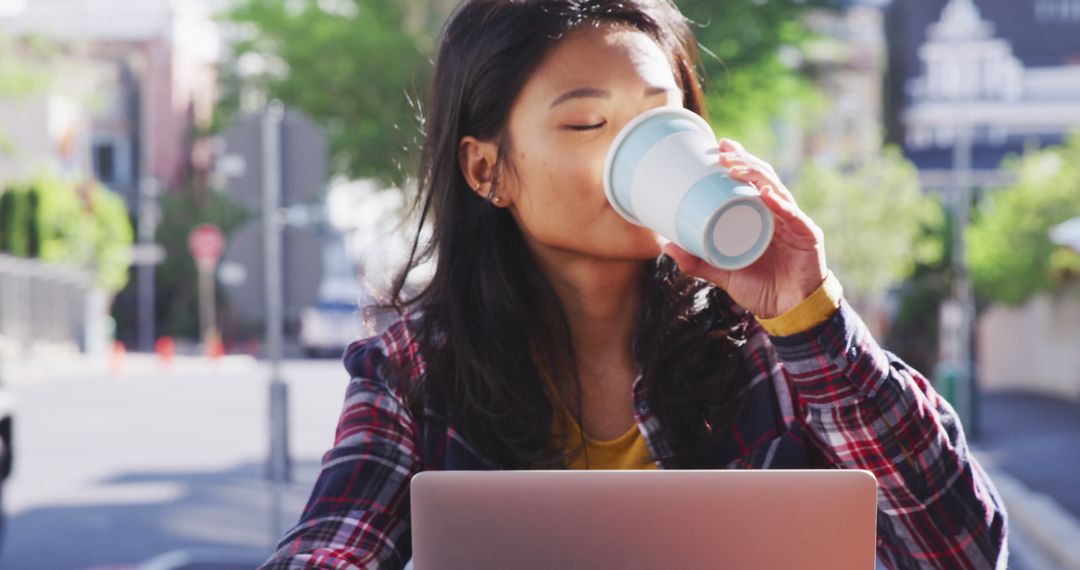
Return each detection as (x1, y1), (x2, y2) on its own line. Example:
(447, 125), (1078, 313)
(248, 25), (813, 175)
(261, 1), (1007, 568)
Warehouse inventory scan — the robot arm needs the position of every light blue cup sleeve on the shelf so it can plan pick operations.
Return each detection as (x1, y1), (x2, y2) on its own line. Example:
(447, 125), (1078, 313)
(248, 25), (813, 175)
(675, 172), (773, 269)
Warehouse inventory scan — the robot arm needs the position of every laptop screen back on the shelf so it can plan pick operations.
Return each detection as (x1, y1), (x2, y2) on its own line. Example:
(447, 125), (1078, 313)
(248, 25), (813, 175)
(411, 469), (878, 570)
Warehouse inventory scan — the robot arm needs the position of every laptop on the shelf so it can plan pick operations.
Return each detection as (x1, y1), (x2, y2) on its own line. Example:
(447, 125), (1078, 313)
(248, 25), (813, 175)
(410, 469), (878, 570)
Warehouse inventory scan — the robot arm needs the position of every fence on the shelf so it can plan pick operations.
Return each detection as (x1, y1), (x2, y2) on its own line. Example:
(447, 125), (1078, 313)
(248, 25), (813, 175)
(0, 253), (107, 359)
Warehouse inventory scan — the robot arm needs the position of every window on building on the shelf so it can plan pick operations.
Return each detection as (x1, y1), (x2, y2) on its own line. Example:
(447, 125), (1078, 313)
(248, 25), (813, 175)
(93, 142), (116, 184)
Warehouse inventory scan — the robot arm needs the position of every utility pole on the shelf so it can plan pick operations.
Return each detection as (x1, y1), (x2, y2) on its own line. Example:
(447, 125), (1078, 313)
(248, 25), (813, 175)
(136, 177), (160, 352)
(263, 100), (292, 542)
(949, 118), (977, 436)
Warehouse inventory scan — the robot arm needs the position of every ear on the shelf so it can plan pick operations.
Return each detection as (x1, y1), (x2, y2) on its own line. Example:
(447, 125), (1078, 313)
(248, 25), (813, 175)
(458, 135), (509, 206)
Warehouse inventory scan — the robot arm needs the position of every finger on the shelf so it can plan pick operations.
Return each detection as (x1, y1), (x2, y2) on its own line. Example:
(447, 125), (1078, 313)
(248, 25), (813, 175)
(727, 164), (802, 211)
(718, 138), (745, 154)
(717, 139), (779, 178)
(771, 182), (797, 205)
(727, 164), (789, 201)
(716, 152), (774, 176)
(759, 184), (801, 223)
(717, 152), (742, 167)
(761, 186), (821, 242)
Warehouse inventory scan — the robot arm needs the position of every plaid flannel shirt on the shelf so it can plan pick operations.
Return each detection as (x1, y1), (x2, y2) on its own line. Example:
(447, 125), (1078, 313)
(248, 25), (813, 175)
(260, 298), (1007, 569)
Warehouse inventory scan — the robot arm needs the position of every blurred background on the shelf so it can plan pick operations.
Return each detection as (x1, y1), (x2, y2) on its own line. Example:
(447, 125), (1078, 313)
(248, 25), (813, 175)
(0, 0), (1078, 568)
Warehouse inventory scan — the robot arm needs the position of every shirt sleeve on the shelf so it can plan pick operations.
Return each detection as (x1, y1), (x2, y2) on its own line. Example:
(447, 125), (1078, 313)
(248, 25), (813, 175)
(755, 271), (843, 337)
(768, 300), (1008, 570)
(259, 370), (420, 569)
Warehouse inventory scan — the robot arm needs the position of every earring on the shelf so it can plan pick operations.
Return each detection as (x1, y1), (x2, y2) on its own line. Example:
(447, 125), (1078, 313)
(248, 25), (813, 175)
(492, 195), (503, 205)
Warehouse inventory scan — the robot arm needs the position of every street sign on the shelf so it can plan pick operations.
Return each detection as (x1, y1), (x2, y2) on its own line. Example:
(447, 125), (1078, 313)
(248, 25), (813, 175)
(188, 224), (225, 271)
(129, 243), (167, 266)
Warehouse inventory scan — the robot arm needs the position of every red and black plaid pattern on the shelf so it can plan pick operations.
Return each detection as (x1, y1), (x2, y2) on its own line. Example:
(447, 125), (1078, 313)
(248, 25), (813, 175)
(260, 300), (1007, 569)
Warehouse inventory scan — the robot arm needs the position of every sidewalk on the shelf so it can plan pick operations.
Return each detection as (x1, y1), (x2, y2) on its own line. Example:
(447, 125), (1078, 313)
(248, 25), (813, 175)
(0, 351), (260, 385)
(972, 389), (1080, 569)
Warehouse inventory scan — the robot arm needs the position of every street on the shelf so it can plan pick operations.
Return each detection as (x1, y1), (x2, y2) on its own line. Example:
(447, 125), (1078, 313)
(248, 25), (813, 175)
(0, 357), (349, 569)
(0, 358), (1068, 569)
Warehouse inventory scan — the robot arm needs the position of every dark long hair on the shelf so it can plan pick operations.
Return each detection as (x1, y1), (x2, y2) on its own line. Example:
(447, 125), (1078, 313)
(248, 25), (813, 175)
(384, 0), (750, 469)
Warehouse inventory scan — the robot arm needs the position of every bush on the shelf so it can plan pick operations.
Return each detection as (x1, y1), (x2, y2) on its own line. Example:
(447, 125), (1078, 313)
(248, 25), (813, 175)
(792, 147), (945, 304)
(967, 132), (1080, 305)
(0, 182), (40, 256)
(0, 174), (133, 293)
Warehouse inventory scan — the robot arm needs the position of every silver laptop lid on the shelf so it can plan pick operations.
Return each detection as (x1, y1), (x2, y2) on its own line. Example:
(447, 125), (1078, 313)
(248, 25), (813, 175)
(411, 469), (878, 570)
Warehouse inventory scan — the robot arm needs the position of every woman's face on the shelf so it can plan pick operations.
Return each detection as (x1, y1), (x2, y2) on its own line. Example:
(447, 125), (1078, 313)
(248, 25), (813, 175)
(498, 23), (684, 262)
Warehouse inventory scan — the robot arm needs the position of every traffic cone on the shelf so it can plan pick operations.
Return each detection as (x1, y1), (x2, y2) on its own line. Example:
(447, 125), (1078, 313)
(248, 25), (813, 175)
(109, 340), (126, 377)
(207, 331), (225, 361)
(155, 336), (175, 368)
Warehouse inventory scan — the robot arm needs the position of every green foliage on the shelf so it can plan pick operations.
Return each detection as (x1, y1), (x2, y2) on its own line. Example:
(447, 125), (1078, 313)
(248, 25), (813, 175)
(676, 0), (840, 154)
(222, 0), (427, 183)
(89, 183), (136, 293)
(793, 147), (945, 302)
(883, 210), (953, 375)
(1049, 246), (1080, 282)
(34, 176), (96, 265)
(967, 133), (1080, 305)
(222, 0), (839, 181)
(0, 34), (58, 157)
(0, 34), (54, 98)
(0, 183), (40, 256)
(0, 175), (134, 293)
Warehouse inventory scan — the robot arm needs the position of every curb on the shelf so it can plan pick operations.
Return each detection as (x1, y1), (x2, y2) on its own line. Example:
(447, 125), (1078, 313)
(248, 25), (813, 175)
(978, 458), (1080, 569)
(1, 353), (260, 385)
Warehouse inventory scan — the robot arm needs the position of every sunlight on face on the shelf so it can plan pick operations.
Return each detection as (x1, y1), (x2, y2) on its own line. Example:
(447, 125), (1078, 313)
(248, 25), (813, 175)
(502, 23), (684, 263)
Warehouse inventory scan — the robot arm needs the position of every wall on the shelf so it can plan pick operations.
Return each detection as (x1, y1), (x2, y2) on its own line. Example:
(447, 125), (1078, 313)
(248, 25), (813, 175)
(978, 284), (1080, 401)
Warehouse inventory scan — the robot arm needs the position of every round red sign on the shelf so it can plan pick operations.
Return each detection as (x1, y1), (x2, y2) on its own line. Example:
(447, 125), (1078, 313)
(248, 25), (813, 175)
(188, 223), (225, 269)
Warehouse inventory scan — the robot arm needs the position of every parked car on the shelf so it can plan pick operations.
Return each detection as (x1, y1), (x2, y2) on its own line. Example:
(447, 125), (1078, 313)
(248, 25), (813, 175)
(298, 298), (369, 358)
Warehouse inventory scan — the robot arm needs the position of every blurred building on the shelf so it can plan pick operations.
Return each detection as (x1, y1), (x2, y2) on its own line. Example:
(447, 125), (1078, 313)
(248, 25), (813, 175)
(886, 0), (1080, 189)
(0, 0), (223, 204)
(786, 2), (889, 172)
(887, 0), (1080, 402)
(0, 44), (115, 186)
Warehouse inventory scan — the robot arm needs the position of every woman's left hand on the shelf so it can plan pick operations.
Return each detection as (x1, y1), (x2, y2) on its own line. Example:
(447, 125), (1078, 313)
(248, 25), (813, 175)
(662, 138), (828, 319)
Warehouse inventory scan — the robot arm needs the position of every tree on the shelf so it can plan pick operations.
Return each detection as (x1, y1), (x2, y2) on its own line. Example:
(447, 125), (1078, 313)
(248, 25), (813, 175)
(675, 0), (842, 153)
(222, 0), (842, 182)
(221, 0), (428, 184)
(87, 181), (136, 294)
(967, 132), (1080, 306)
(792, 147), (945, 306)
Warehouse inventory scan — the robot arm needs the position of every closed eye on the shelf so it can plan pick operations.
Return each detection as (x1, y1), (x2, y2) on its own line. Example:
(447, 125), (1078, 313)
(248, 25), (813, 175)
(565, 121), (607, 131)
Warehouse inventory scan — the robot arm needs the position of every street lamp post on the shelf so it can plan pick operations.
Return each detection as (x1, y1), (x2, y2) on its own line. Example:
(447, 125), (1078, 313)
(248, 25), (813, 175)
(136, 177), (161, 352)
(949, 117), (977, 436)
(263, 100), (292, 543)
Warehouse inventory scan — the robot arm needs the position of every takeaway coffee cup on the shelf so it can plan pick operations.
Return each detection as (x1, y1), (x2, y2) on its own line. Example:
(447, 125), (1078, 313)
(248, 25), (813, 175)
(603, 107), (775, 270)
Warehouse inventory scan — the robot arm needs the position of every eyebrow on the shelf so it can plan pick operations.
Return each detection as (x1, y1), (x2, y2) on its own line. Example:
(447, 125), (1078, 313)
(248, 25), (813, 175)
(549, 85), (677, 108)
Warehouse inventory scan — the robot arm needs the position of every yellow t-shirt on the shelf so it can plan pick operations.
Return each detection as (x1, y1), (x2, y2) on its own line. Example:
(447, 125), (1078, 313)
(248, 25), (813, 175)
(545, 271), (844, 469)
(550, 396), (658, 470)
